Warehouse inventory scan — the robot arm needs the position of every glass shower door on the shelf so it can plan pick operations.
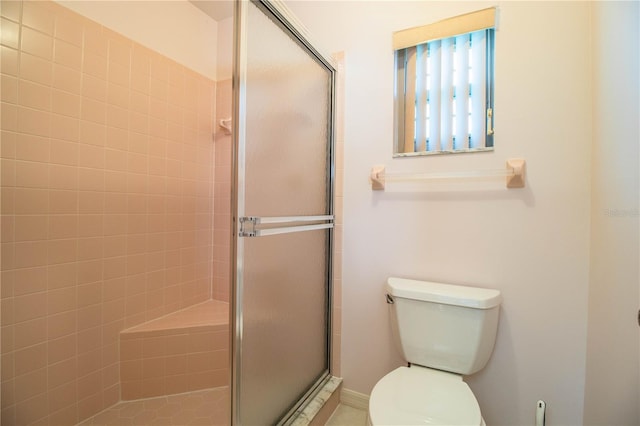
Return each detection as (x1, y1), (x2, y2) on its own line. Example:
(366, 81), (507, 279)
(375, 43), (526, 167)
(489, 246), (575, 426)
(231, 1), (335, 424)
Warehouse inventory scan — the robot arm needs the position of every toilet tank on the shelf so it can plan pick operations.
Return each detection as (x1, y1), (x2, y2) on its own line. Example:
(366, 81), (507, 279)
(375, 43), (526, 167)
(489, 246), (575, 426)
(387, 277), (502, 375)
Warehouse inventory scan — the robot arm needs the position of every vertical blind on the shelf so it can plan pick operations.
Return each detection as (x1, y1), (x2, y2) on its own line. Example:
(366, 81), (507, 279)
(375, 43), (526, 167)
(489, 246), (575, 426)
(394, 8), (496, 155)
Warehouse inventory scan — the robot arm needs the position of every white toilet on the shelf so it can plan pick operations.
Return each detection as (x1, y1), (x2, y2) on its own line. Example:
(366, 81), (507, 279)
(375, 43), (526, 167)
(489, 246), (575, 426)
(368, 277), (502, 426)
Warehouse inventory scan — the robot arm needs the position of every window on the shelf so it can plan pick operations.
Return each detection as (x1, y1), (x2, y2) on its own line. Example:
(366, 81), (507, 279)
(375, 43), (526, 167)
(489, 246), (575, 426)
(394, 8), (496, 156)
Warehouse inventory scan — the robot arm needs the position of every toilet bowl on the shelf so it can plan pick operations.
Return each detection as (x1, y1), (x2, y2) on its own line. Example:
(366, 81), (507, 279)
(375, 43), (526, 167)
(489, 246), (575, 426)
(368, 366), (485, 426)
(367, 278), (501, 425)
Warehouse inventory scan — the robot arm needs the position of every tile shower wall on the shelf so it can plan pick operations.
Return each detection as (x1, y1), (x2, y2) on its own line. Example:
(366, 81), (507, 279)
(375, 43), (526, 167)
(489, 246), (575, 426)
(0, 1), (216, 424)
(212, 79), (231, 303)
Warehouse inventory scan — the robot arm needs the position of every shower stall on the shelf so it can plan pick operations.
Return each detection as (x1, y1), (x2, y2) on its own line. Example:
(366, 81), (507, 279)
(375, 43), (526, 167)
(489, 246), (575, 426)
(0, 0), (339, 424)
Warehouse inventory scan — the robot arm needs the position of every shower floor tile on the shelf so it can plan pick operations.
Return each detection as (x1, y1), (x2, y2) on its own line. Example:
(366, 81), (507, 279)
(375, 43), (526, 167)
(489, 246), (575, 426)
(79, 387), (230, 426)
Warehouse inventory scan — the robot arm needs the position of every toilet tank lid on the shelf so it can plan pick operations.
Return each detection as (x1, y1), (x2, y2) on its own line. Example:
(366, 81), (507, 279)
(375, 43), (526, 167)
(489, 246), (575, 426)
(387, 277), (502, 309)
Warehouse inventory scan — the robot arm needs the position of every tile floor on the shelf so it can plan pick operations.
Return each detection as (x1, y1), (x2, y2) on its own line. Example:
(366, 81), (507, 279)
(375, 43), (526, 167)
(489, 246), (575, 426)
(326, 404), (368, 426)
(78, 386), (367, 426)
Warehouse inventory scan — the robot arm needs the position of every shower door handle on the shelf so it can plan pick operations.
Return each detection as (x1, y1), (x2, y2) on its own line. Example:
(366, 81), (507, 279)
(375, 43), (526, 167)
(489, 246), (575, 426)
(238, 215), (334, 237)
(242, 223), (333, 237)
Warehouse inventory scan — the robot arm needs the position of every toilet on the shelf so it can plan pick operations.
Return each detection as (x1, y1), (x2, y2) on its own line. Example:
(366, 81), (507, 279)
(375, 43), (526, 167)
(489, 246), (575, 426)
(368, 277), (502, 426)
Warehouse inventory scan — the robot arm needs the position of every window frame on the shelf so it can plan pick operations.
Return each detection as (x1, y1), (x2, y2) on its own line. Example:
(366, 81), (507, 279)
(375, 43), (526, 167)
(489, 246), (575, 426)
(393, 8), (497, 157)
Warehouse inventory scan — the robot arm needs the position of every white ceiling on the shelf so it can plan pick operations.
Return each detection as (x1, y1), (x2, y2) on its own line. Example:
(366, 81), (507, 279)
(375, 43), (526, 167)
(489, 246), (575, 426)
(190, 0), (234, 22)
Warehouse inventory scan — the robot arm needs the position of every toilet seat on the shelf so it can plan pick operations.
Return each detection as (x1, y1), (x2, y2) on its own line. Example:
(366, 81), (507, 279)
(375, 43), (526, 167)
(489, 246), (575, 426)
(368, 366), (482, 426)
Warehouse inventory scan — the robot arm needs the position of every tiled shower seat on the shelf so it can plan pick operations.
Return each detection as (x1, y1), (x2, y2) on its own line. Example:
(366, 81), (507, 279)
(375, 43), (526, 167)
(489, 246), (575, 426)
(119, 300), (229, 400)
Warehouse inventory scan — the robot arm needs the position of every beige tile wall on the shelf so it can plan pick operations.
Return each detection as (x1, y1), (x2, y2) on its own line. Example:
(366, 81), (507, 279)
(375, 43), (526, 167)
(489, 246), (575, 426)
(213, 79), (231, 303)
(0, 1), (216, 424)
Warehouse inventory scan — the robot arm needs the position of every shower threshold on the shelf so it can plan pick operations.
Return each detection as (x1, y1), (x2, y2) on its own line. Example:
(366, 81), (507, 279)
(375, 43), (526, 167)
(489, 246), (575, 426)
(287, 376), (343, 426)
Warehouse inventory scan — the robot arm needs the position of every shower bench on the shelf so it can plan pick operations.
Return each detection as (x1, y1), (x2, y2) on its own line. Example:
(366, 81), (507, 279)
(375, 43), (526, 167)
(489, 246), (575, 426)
(119, 299), (229, 400)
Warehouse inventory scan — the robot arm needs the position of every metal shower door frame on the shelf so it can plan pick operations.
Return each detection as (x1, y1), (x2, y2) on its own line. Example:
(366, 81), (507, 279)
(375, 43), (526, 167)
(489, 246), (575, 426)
(230, 0), (337, 424)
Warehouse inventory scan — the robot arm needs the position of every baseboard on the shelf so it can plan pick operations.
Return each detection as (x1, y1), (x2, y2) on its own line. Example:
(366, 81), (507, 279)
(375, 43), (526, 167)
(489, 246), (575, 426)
(340, 388), (369, 411)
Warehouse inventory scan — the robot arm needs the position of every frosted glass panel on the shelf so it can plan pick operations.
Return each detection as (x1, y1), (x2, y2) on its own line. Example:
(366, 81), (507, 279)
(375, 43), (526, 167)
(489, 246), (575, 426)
(234, 2), (334, 424)
(241, 230), (328, 425)
(244, 2), (331, 217)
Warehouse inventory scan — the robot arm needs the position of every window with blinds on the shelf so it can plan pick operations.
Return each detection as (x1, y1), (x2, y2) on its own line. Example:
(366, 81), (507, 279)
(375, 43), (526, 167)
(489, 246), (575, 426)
(394, 8), (496, 156)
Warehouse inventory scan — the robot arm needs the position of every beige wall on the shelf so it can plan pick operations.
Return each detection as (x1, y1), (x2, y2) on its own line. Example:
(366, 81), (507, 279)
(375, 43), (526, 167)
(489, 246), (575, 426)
(584, 2), (639, 424)
(0, 1), (215, 423)
(287, 1), (594, 424)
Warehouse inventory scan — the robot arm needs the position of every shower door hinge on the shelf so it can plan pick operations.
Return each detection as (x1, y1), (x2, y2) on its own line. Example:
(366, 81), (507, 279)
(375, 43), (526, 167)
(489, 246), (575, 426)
(239, 216), (257, 237)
